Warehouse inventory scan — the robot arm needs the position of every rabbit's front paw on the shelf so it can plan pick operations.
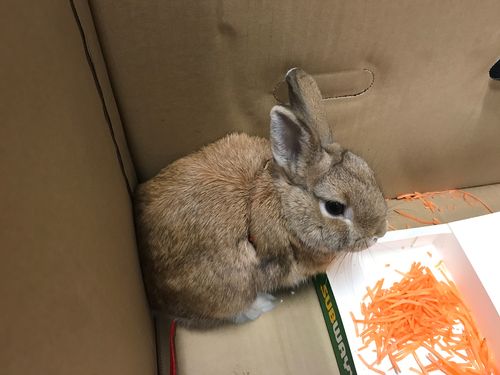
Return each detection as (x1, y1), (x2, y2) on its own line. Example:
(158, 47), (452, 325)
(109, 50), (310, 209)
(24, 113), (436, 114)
(233, 293), (277, 324)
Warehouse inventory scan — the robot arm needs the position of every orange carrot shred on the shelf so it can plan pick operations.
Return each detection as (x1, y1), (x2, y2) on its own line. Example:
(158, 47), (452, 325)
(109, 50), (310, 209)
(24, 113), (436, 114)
(460, 191), (493, 213)
(392, 190), (493, 228)
(412, 351), (428, 375)
(393, 209), (439, 225)
(350, 311), (360, 337)
(351, 262), (498, 374)
(358, 354), (386, 375)
(387, 223), (397, 231)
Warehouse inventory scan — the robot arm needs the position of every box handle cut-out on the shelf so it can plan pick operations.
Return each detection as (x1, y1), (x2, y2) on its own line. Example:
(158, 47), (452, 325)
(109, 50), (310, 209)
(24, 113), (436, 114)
(490, 58), (500, 80)
(273, 68), (374, 104)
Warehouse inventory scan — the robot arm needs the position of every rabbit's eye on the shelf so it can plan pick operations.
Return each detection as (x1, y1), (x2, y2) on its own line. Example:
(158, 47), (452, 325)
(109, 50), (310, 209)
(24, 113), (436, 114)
(319, 199), (349, 220)
(324, 200), (345, 216)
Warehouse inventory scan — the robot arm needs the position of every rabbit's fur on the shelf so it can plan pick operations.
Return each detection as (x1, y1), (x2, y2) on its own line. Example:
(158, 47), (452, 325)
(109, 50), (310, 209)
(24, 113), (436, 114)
(135, 68), (387, 328)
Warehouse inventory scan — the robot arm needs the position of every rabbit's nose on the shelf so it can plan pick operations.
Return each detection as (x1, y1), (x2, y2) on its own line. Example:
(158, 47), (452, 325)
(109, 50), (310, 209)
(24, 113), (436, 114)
(372, 236), (379, 243)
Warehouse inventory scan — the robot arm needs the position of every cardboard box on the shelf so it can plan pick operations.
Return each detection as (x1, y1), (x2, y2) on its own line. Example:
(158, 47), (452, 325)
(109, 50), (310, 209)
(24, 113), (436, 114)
(315, 213), (500, 374)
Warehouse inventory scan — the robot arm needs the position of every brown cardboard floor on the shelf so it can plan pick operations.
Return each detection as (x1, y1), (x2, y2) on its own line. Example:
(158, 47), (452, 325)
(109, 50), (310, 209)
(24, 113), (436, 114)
(175, 183), (500, 375)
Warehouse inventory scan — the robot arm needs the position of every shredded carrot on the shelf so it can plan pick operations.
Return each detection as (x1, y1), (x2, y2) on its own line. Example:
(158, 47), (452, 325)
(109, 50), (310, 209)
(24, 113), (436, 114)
(351, 262), (498, 374)
(412, 351), (428, 375)
(350, 311), (360, 337)
(358, 353), (387, 375)
(392, 189), (493, 227)
(393, 209), (441, 225)
(460, 191), (493, 213)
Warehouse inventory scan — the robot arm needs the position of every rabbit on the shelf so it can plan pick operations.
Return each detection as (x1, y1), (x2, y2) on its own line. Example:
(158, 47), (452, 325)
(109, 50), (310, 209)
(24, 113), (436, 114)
(134, 68), (387, 328)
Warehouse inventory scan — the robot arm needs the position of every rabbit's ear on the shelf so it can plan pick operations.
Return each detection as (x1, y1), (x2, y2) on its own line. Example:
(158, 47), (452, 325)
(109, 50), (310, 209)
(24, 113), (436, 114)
(285, 68), (333, 147)
(270, 105), (320, 179)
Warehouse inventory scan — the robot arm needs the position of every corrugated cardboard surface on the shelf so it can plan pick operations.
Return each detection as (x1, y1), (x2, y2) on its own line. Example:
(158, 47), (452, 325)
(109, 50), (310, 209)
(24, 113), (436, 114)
(0, 1), (154, 374)
(90, 0), (500, 197)
(73, 0), (137, 189)
(175, 183), (500, 375)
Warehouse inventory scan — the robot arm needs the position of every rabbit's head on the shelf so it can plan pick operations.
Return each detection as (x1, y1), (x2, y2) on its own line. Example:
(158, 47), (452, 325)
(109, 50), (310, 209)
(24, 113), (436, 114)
(270, 68), (387, 254)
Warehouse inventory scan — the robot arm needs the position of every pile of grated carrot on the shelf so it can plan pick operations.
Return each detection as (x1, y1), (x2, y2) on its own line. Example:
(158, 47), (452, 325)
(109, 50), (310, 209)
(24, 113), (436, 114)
(351, 262), (498, 374)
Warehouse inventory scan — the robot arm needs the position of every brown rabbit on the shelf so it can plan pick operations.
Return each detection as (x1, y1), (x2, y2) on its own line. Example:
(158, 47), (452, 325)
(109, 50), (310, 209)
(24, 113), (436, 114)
(134, 68), (387, 328)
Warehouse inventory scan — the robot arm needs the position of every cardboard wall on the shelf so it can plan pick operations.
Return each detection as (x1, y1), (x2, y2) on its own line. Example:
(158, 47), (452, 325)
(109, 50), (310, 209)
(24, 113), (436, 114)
(0, 1), (155, 373)
(91, 0), (500, 196)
